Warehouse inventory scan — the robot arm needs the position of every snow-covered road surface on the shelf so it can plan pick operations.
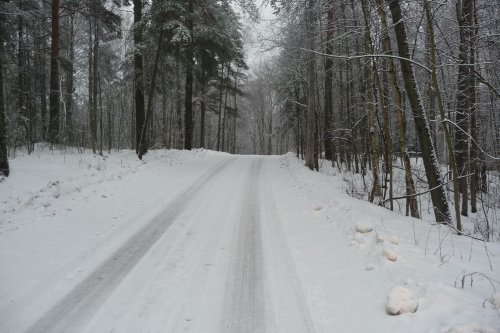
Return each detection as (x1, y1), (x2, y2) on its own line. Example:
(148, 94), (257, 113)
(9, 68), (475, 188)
(2, 153), (315, 332)
(1, 149), (499, 332)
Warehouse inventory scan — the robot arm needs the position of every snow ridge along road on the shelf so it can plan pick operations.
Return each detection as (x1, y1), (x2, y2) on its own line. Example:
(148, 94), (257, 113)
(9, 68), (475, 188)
(27, 157), (235, 333)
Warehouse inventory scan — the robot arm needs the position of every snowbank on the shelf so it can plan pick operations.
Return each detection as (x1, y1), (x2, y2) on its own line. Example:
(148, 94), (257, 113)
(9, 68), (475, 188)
(275, 153), (500, 332)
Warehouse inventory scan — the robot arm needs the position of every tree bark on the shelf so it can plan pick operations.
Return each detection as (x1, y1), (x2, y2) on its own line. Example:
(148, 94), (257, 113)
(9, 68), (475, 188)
(184, 0), (194, 150)
(138, 31), (163, 159)
(91, 19), (99, 153)
(48, 0), (60, 144)
(468, 0), (478, 213)
(387, 0), (452, 224)
(65, 13), (75, 145)
(305, 0), (317, 170)
(36, 6), (48, 141)
(133, 0), (145, 154)
(199, 57), (206, 148)
(323, 0), (334, 162)
(375, 0), (419, 218)
(88, 18), (95, 153)
(424, 0), (462, 231)
(455, 0), (474, 217)
(361, 0), (382, 203)
(216, 65), (224, 151)
(0, 31), (9, 177)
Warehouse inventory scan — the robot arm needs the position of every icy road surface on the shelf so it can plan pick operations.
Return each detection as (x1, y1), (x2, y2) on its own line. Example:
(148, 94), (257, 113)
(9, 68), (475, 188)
(2, 155), (315, 332)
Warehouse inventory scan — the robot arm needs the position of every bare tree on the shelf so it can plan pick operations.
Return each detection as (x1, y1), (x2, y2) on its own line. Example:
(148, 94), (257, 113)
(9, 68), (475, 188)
(386, 0), (452, 224)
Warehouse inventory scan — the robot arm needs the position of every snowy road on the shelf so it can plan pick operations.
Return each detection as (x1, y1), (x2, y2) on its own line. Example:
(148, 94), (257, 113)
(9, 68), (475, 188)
(3, 150), (498, 333)
(6, 155), (315, 332)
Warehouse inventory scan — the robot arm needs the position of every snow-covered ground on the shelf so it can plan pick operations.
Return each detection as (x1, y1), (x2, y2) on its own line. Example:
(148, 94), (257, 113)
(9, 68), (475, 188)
(0, 148), (499, 332)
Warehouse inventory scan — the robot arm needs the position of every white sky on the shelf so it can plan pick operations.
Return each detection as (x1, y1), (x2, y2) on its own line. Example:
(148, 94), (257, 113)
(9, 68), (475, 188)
(239, 1), (278, 73)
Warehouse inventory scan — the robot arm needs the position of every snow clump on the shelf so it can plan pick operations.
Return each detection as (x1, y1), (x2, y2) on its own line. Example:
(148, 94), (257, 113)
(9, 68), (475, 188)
(383, 248), (399, 262)
(355, 222), (373, 233)
(385, 286), (418, 315)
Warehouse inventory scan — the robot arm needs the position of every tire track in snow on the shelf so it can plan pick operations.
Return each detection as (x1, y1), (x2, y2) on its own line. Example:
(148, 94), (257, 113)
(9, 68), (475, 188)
(27, 158), (235, 333)
(259, 158), (316, 333)
(221, 157), (267, 333)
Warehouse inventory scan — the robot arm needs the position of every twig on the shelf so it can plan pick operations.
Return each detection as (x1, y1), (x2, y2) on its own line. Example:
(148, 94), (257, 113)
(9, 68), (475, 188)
(383, 174), (470, 203)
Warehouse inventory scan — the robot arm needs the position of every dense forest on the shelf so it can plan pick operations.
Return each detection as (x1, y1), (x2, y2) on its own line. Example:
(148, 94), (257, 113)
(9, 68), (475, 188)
(0, 0), (499, 237)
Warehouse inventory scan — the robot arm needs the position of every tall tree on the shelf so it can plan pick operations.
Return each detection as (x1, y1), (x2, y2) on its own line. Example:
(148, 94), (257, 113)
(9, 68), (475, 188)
(455, 0), (474, 217)
(184, 0), (194, 150)
(375, 0), (419, 218)
(133, 0), (145, 154)
(386, 0), (451, 224)
(305, 0), (317, 170)
(361, 0), (381, 203)
(424, 0), (462, 231)
(65, 11), (75, 144)
(323, 0), (334, 162)
(0, 23), (8, 177)
(48, 0), (60, 144)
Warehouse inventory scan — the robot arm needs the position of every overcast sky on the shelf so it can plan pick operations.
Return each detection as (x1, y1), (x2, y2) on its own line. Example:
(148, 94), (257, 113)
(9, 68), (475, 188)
(240, 1), (278, 73)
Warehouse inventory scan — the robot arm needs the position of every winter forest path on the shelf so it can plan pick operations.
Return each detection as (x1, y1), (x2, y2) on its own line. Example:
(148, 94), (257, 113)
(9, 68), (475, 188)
(13, 155), (316, 333)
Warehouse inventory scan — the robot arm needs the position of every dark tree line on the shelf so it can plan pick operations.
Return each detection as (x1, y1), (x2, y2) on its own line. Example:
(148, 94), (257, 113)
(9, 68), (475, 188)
(0, 0), (252, 173)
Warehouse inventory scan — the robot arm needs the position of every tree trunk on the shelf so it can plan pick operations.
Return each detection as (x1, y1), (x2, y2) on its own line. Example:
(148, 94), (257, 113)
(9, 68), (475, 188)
(88, 18), (95, 153)
(91, 20), (99, 153)
(199, 59), (206, 148)
(468, 0), (478, 213)
(65, 13), (75, 145)
(175, 46), (183, 149)
(36, 6), (48, 141)
(133, 0), (145, 154)
(184, 0), (194, 150)
(305, 0), (317, 170)
(162, 60), (168, 148)
(0, 32), (9, 177)
(455, 0), (474, 217)
(48, 0), (60, 144)
(375, 0), (419, 218)
(216, 65), (224, 151)
(98, 70), (103, 156)
(323, 0), (334, 162)
(381, 67), (393, 209)
(138, 31), (163, 159)
(387, 0), (451, 224)
(424, 0), (462, 231)
(361, 0), (382, 203)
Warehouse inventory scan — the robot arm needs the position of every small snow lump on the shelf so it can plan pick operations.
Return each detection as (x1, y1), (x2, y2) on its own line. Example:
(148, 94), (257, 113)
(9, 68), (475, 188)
(385, 286), (418, 315)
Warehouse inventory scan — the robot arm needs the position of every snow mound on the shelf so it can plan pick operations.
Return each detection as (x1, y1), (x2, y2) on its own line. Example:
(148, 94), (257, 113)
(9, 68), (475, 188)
(386, 286), (418, 315)
(445, 322), (498, 333)
(383, 248), (399, 262)
(355, 222), (373, 233)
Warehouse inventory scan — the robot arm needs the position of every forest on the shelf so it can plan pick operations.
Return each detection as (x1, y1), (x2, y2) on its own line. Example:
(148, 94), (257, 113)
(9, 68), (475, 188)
(0, 0), (499, 239)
